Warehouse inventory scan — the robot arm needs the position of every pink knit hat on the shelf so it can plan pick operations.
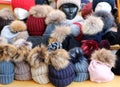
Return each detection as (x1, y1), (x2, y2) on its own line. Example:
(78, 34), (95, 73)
(11, 0), (35, 11)
(88, 60), (114, 83)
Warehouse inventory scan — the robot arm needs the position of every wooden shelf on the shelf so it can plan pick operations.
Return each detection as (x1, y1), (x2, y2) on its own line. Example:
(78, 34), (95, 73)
(0, 0), (11, 4)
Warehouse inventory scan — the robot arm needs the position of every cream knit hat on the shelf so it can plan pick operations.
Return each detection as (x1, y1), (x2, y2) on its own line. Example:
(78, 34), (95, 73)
(57, 0), (81, 10)
(31, 63), (49, 84)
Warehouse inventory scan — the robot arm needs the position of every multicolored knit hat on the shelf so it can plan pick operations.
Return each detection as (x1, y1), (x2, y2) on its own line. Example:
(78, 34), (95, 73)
(57, 0), (81, 11)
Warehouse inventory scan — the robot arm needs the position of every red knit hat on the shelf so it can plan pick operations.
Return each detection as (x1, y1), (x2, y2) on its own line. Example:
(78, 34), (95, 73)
(27, 16), (46, 36)
(81, 2), (92, 19)
(11, 0), (35, 11)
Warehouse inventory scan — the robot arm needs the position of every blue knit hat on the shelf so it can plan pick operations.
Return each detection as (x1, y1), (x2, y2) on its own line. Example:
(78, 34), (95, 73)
(69, 47), (89, 82)
(92, 0), (115, 12)
(49, 63), (75, 87)
(48, 42), (62, 51)
(0, 61), (14, 84)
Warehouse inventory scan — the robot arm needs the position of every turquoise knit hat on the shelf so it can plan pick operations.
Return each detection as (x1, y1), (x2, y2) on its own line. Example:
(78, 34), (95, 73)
(0, 61), (14, 84)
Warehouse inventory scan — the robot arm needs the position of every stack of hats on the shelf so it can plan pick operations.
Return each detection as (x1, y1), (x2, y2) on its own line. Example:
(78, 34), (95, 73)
(27, 5), (54, 36)
(11, 0), (35, 20)
(0, 44), (17, 84)
(13, 39), (32, 80)
(92, 0), (115, 12)
(27, 45), (49, 84)
(69, 47), (89, 82)
(1, 20), (29, 44)
(88, 48), (116, 83)
(48, 49), (75, 87)
(0, 8), (15, 33)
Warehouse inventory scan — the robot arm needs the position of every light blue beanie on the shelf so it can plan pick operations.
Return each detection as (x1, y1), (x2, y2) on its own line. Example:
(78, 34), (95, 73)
(0, 61), (14, 84)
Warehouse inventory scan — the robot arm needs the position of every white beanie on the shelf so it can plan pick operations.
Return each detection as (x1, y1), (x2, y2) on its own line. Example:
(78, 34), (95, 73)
(31, 63), (49, 84)
(57, 0), (81, 11)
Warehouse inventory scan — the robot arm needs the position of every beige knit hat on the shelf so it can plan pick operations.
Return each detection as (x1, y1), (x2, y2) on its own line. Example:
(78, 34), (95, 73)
(57, 0), (81, 10)
(31, 63), (49, 84)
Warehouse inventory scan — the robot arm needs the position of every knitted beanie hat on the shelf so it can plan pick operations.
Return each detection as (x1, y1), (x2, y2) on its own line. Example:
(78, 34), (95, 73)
(81, 2), (92, 19)
(0, 61), (14, 84)
(27, 45), (49, 84)
(49, 63), (75, 87)
(11, 0), (35, 11)
(1, 20), (28, 43)
(57, 0), (81, 11)
(92, 0), (115, 12)
(88, 60), (114, 83)
(14, 61), (32, 80)
(99, 40), (110, 49)
(69, 47), (89, 82)
(27, 5), (54, 36)
(48, 42), (62, 51)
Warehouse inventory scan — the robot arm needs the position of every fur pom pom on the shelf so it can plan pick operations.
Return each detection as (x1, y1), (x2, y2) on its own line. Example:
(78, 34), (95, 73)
(50, 26), (71, 43)
(45, 10), (66, 24)
(10, 20), (27, 32)
(0, 44), (17, 61)
(27, 45), (47, 68)
(29, 5), (54, 18)
(0, 8), (15, 20)
(82, 15), (104, 35)
(48, 49), (70, 70)
(91, 48), (116, 67)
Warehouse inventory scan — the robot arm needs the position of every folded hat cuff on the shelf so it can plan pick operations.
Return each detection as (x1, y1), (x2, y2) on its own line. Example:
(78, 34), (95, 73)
(74, 73), (89, 82)
(49, 73), (75, 87)
(32, 74), (49, 84)
(0, 73), (14, 84)
(15, 72), (32, 80)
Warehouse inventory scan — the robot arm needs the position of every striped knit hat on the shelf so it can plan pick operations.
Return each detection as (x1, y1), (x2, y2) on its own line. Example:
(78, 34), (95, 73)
(69, 47), (89, 82)
(57, 0), (81, 11)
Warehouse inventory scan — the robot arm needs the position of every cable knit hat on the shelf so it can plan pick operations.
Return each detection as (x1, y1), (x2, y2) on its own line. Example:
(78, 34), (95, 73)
(27, 45), (49, 84)
(27, 5), (54, 36)
(1, 20), (29, 43)
(48, 49), (75, 87)
(92, 0), (115, 12)
(69, 47), (89, 82)
(57, 0), (81, 11)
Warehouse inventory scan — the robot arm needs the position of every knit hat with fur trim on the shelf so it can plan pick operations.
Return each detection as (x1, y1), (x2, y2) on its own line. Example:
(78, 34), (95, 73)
(27, 5), (54, 36)
(48, 49), (75, 87)
(27, 45), (49, 84)
(92, 0), (115, 12)
(1, 20), (28, 43)
(69, 47), (89, 82)
(57, 0), (81, 11)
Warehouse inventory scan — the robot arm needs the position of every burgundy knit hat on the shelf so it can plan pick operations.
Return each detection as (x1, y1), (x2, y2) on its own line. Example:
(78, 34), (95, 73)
(11, 0), (35, 11)
(27, 16), (46, 36)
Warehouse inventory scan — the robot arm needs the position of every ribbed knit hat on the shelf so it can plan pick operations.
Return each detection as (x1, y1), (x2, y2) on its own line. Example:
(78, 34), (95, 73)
(31, 63), (49, 84)
(26, 5), (54, 36)
(92, 0), (115, 12)
(11, 0), (35, 11)
(88, 60), (114, 83)
(1, 20), (28, 43)
(0, 61), (14, 84)
(14, 61), (32, 80)
(49, 63), (75, 87)
(57, 0), (81, 11)
(69, 47), (89, 82)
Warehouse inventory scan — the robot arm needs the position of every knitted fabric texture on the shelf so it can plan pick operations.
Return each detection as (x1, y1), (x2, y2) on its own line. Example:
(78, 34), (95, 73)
(14, 61), (32, 80)
(88, 60), (114, 83)
(69, 47), (89, 82)
(57, 0), (81, 11)
(31, 63), (49, 84)
(11, 0), (35, 11)
(49, 62), (75, 87)
(0, 61), (14, 84)
(27, 16), (46, 36)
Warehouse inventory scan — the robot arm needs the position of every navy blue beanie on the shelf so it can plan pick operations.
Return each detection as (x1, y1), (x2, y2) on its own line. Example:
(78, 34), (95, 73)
(0, 61), (14, 84)
(49, 62), (75, 87)
(92, 0), (115, 12)
(69, 47), (89, 82)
